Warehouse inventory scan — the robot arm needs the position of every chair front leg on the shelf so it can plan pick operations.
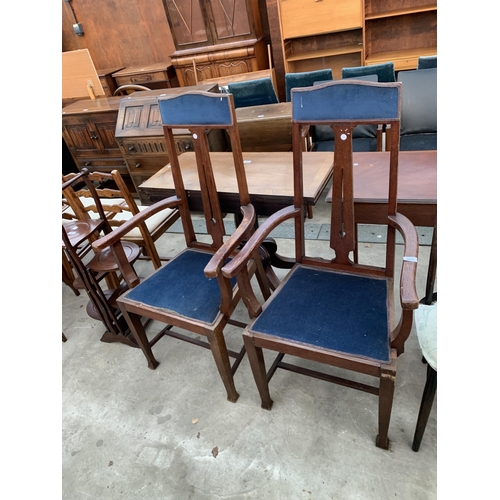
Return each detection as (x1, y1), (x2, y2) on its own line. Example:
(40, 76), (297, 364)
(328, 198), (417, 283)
(118, 304), (159, 370)
(412, 364), (437, 452)
(206, 327), (239, 403)
(243, 333), (273, 410)
(376, 360), (397, 450)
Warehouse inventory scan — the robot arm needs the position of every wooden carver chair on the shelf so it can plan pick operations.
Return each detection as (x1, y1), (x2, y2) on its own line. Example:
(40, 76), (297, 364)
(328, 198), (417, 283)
(217, 80), (419, 448)
(92, 91), (270, 402)
(62, 169), (142, 347)
(63, 169), (179, 269)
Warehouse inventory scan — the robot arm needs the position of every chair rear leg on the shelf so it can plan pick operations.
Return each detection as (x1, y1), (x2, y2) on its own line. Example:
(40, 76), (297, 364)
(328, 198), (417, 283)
(119, 305), (159, 370)
(243, 334), (273, 410)
(376, 369), (396, 449)
(412, 364), (437, 451)
(207, 328), (239, 403)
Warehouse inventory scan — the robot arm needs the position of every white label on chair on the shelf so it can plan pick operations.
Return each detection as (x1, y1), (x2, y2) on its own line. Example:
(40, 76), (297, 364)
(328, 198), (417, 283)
(160, 94), (166, 96)
(258, 115), (265, 118)
(403, 256), (418, 262)
(341, 134), (347, 140)
(244, 160), (252, 163)
(193, 134), (198, 139)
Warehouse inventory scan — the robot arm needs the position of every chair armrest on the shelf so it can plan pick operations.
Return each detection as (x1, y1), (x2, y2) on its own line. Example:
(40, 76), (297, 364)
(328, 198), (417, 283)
(221, 205), (299, 278)
(92, 196), (180, 252)
(388, 213), (419, 309)
(204, 204), (256, 278)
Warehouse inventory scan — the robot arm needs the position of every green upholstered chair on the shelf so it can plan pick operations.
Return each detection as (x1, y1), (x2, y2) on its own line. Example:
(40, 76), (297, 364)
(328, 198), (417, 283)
(398, 68), (437, 151)
(412, 301), (437, 451)
(417, 55), (437, 70)
(341, 62), (395, 82)
(227, 77), (279, 108)
(92, 91), (270, 402)
(285, 68), (333, 102)
(219, 80), (419, 449)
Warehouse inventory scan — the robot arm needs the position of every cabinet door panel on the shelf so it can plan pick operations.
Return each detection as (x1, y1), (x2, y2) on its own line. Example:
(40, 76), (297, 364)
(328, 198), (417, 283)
(91, 115), (122, 155)
(165, 0), (208, 46)
(63, 119), (100, 156)
(210, 0), (251, 40)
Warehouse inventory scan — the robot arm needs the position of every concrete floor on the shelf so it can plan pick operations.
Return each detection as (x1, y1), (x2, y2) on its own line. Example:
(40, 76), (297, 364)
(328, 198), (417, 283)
(62, 183), (437, 499)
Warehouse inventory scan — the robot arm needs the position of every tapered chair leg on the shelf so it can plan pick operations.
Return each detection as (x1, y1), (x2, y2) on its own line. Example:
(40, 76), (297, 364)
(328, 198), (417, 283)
(412, 364), (437, 451)
(376, 369), (396, 449)
(243, 334), (273, 410)
(119, 306), (159, 370)
(206, 328), (239, 403)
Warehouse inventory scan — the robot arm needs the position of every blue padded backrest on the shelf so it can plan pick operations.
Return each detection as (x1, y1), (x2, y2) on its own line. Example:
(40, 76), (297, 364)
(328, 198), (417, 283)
(292, 81), (400, 123)
(341, 62), (395, 83)
(158, 92), (233, 126)
(285, 69), (333, 102)
(227, 77), (279, 108)
(418, 55), (437, 70)
(314, 74), (379, 141)
(398, 68), (437, 134)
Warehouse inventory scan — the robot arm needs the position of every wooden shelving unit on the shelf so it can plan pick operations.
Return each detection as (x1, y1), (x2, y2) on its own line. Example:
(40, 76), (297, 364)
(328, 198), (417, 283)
(267, 0), (436, 87)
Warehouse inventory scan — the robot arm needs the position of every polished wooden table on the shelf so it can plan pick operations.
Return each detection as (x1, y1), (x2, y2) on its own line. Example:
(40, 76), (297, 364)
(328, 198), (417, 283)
(139, 151), (333, 215)
(325, 150), (437, 227)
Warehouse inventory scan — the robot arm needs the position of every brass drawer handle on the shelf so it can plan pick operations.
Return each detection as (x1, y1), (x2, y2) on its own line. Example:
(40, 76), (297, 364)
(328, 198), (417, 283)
(135, 163), (141, 168)
(131, 75), (152, 83)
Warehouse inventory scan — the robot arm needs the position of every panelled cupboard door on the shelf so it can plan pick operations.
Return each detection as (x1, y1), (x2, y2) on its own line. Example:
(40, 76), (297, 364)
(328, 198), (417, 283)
(280, 0), (363, 39)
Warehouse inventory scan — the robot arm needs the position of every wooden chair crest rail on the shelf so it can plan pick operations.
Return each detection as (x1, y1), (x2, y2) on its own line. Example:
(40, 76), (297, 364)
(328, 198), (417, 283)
(92, 91), (271, 402)
(62, 169), (180, 270)
(62, 169), (143, 347)
(217, 80), (419, 448)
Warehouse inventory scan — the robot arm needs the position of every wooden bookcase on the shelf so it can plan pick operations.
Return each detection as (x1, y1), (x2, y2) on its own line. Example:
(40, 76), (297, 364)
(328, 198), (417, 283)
(364, 0), (437, 70)
(269, 0), (436, 84)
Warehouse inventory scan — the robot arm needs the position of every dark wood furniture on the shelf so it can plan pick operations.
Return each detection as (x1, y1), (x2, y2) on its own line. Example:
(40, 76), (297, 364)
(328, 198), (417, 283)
(62, 95), (127, 177)
(235, 103), (292, 152)
(216, 80), (419, 449)
(62, 169), (142, 347)
(63, 169), (180, 270)
(165, 0), (268, 86)
(112, 61), (179, 90)
(97, 67), (125, 97)
(113, 84), (227, 200)
(92, 92), (270, 402)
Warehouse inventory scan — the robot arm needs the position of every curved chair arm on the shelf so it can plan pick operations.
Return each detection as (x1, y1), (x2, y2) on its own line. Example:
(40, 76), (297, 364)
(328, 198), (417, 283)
(221, 205), (299, 279)
(388, 213), (419, 309)
(388, 213), (419, 356)
(204, 204), (256, 278)
(92, 196), (181, 253)
(113, 84), (151, 96)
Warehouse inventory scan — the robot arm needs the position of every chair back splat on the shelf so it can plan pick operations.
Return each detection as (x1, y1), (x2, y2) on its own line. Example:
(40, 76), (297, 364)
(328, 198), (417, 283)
(91, 91), (270, 403)
(219, 80), (420, 449)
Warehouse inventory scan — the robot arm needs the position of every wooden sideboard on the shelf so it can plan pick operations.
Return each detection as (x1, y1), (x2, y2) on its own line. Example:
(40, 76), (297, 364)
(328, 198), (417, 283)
(62, 84), (225, 198)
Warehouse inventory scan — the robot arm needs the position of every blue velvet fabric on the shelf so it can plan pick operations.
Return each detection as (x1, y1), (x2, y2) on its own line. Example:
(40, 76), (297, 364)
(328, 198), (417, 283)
(158, 93), (232, 126)
(292, 81), (400, 122)
(227, 78), (279, 108)
(285, 69), (334, 102)
(251, 266), (390, 361)
(341, 62), (395, 83)
(123, 249), (232, 324)
(417, 55), (437, 70)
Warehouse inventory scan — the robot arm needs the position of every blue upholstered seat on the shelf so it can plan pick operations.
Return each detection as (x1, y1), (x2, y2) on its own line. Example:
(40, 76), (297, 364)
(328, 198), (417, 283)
(124, 249), (232, 324)
(251, 266), (390, 361)
(341, 62), (395, 83)
(227, 77), (279, 108)
(285, 69), (333, 102)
